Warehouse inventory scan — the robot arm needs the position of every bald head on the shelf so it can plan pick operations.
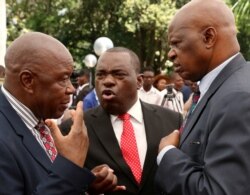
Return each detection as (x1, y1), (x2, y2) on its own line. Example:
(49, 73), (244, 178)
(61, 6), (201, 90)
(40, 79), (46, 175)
(167, 0), (240, 81)
(169, 0), (239, 56)
(3, 32), (75, 119)
(5, 32), (73, 76)
(172, 0), (236, 32)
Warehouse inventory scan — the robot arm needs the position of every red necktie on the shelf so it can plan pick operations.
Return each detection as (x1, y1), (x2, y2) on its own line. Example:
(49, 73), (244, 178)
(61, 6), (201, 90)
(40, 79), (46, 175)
(119, 113), (142, 184)
(180, 89), (200, 133)
(36, 122), (57, 162)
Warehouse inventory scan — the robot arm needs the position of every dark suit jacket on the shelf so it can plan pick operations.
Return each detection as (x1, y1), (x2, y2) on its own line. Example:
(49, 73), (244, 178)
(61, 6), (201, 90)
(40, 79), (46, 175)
(72, 84), (92, 107)
(0, 89), (95, 194)
(84, 101), (182, 195)
(155, 54), (250, 195)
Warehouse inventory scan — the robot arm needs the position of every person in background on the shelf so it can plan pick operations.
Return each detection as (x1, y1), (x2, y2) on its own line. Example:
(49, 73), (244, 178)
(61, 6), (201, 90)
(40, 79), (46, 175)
(138, 67), (162, 105)
(183, 81), (199, 117)
(155, 0), (250, 194)
(84, 47), (182, 194)
(71, 68), (92, 108)
(153, 74), (170, 92)
(0, 32), (119, 194)
(83, 88), (99, 111)
(181, 79), (193, 103)
(160, 72), (184, 114)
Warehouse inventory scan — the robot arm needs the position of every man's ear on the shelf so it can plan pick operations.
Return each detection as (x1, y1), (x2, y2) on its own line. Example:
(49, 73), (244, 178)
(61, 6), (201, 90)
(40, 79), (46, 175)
(202, 27), (217, 49)
(19, 70), (35, 94)
(137, 74), (143, 89)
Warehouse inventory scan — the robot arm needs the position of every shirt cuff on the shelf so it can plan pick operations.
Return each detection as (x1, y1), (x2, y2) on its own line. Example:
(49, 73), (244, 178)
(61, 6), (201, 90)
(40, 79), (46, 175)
(157, 145), (176, 165)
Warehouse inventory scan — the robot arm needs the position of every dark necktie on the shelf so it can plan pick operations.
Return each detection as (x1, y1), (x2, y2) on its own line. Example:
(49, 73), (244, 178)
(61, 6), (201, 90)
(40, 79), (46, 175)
(119, 113), (142, 184)
(35, 122), (57, 162)
(180, 89), (200, 133)
(189, 90), (201, 113)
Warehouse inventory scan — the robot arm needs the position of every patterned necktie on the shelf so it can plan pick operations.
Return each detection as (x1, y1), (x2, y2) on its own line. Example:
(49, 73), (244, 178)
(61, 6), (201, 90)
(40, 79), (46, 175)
(119, 113), (142, 184)
(189, 89), (201, 113)
(36, 122), (57, 162)
(180, 89), (200, 133)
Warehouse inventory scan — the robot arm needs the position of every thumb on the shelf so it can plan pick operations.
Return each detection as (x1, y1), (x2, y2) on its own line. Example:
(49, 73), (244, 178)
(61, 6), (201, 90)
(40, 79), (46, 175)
(45, 119), (62, 142)
(173, 129), (180, 136)
(170, 129), (180, 139)
(171, 129), (180, 146)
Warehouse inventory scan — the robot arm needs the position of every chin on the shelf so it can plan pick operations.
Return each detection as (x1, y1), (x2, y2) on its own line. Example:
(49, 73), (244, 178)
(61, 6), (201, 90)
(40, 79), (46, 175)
(53, 111), (65, 119)
(102, 103), (123, 115)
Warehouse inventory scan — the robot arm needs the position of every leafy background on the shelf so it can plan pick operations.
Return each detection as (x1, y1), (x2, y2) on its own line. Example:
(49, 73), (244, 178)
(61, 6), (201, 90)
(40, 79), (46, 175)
(6, 0), (250, 74)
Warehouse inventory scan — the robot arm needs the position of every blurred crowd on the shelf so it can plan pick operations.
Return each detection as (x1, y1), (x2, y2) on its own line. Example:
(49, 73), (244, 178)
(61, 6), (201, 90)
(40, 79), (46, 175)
(1, 0), (250, 194)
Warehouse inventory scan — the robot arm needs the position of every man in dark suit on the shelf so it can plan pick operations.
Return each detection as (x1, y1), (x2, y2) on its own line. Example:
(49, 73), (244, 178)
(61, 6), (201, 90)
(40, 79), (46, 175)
(155, 0), (250, 195)
(71, 68), (92, 108)
(84, 47), (183, 194)
(0, 32), (118, 194)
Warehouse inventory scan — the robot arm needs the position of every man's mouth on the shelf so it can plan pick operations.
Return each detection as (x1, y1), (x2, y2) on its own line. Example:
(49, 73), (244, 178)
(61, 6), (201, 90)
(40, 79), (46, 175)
(102, 89), (115, 100)
(173, 63), (181, 72)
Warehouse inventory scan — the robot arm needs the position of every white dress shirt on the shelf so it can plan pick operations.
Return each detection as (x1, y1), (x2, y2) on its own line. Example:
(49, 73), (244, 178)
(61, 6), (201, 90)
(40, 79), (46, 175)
(110, 98), (147, 168)
(1, 86), (54, 160)
(138, 86), (162, 105)
(76, 83), (89, 95)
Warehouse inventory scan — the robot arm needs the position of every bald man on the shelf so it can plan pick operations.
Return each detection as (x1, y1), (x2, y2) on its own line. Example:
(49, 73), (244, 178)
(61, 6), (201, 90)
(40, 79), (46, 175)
(0, 32), (118, 194)
(155, 0), (250, 194)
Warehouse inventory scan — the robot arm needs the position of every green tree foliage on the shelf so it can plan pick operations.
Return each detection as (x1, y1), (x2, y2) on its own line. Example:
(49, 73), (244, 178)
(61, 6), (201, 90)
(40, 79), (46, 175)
(232, 0), (250, 60)
(118, 0), (176, 73)
(6, 0), (249, 73)
(175, 0), (190, 8)
(6, 0), (176, 72)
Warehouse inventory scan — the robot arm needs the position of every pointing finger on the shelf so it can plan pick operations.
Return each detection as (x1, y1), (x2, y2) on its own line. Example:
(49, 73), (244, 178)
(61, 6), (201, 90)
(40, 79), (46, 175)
(70, 101), (84, 134)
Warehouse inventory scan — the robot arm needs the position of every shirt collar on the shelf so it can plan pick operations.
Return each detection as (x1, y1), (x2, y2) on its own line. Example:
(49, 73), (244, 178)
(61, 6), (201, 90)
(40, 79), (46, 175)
(139, 86), (159, 93)
(1, 86), (39, 129)
(110, 98), (143, 124)
(78, 83), (89, 90)
(199, 53), (239, 99)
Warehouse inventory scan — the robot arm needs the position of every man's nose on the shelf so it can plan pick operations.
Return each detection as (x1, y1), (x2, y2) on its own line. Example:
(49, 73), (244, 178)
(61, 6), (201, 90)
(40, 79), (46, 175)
(103, 74), (115, 86)
(168, 48), (176, 61)
(66, 81), (76, 94)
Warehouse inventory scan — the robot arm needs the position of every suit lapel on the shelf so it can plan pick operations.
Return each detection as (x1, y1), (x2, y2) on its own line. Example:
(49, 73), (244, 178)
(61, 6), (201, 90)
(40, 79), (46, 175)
(0, 91), (52, 169)
(180, 54), (246, 145)
(89, 107), (137, 184)
(140, 102), (162, 186)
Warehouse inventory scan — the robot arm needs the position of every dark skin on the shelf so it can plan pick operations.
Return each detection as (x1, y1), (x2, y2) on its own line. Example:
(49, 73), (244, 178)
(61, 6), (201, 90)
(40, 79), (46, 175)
(0, 65), (5, 78)
(142, 70), (155, 92)
(95, 51), (143, 115)
(167, 1), (239, 82)
(4, 32), (120, 193)
(159, 0), (240, 151)
(170, 73), (184, 91)
(77, 74), (89, 86)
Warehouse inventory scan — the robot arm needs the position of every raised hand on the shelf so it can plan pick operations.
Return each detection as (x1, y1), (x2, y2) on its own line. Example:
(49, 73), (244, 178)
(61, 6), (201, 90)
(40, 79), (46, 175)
(45, 101), (88, 167)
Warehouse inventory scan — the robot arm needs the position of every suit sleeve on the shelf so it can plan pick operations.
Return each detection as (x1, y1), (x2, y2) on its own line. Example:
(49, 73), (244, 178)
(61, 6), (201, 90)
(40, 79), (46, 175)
(0, 142), (95, 194)
(155, 91), (250, 195)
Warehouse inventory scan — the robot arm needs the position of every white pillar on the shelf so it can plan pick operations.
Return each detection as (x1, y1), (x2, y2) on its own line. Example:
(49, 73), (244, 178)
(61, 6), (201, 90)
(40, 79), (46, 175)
(0, 0), (7, 67)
